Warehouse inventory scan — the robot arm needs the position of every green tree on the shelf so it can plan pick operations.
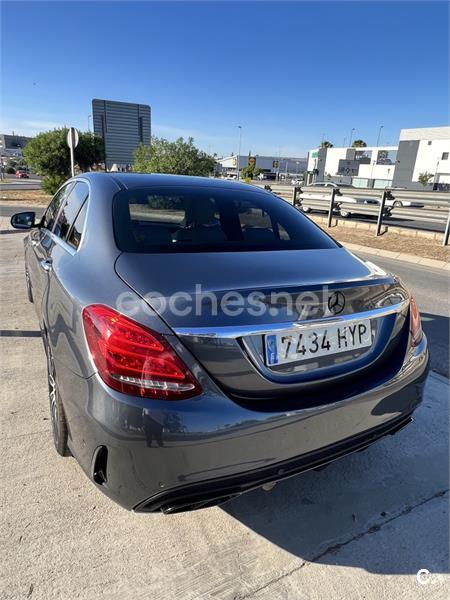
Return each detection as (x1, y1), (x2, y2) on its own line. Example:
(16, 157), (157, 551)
(320, 141), (333, 148)
(75, 133), (105, 172)
(24, 128), (104, 193)
(134, 136), (215, 177)
(241, 165), (263, 180)
(418, 172), (433, 188)
(352, 139), (367, 147)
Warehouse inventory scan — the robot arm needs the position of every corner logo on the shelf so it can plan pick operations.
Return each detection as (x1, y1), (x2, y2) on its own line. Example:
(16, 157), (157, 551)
(328, 291), (346, 315)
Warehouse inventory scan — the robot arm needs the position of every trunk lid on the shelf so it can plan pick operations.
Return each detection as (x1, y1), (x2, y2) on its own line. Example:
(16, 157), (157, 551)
(115, 247), (409, 398)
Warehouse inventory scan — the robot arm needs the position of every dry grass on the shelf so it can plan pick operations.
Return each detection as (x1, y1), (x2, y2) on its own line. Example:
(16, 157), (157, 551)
(0, 189), (51, 205)
(323, 222), (450, 262)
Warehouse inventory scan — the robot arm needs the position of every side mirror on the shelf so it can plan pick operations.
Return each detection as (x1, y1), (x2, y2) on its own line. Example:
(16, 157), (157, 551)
(10, 211), (36, 230)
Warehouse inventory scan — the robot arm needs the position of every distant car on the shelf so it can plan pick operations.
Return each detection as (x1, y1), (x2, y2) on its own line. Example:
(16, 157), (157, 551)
(385, 198), (424, 209)
(16, 171), (29, 179)
(309, 182), (354, 189)
(384, 190), (424, 209)
(367, 190), (424, 209)
(299, 182), (391, 219)
(291, 178), (304, 186)
(299, 182), (362, 215)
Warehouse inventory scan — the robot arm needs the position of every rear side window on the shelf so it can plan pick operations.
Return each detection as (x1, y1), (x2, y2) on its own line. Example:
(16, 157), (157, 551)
(41, 183), (73, 230)
(113, 186), (338, 253)
(53, 181), (89, 240)
(67, 200), (88, 249)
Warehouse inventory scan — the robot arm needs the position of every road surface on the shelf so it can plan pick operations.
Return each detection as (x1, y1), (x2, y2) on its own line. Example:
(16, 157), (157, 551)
(0, 176), (42, 191)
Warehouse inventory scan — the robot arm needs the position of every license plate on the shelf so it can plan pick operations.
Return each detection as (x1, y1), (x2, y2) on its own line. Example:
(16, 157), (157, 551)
(265, 319), (372, 366)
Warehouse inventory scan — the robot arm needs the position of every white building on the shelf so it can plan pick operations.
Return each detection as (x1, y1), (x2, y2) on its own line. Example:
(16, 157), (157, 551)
(217, 155), (307, 180)
(393, 127), (450, 190)
(306, 145), (398, 188)
(306, 126), (450, 190)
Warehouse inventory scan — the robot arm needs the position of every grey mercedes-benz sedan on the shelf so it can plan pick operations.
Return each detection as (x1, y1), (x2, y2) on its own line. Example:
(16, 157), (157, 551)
(11, 173), (429, 513)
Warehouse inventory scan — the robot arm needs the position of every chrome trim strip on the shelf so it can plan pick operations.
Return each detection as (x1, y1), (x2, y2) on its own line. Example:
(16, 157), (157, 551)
(47, 230), (77, 256)
(174, 300), (409, 339)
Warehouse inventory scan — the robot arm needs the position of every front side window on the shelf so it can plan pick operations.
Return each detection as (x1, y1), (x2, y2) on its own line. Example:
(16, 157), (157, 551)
(113, 186), (338, 253)
(41, 183), (73, 230)
(53, 181), (89, 240)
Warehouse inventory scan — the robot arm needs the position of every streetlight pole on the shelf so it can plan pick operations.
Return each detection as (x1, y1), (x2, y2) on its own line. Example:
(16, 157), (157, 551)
(370, 125), (384, 186)
(88, 114), (92, 133)
(349, 128), (356, 147)
(237, 126), (242, 181)
(376, 124), (384, 147)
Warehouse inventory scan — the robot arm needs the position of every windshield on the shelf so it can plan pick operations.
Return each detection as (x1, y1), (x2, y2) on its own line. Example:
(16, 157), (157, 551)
(113, 186), (338, 253)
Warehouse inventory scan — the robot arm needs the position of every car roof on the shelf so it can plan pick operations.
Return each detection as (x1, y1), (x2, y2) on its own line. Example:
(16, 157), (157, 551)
(77, 172), (261, 192)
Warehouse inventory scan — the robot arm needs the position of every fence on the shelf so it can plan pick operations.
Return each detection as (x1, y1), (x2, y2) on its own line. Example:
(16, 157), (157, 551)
(254, 184), (450, 246)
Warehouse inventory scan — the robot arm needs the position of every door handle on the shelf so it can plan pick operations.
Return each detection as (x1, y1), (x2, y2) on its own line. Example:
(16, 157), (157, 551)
(40, 259), (53, 272)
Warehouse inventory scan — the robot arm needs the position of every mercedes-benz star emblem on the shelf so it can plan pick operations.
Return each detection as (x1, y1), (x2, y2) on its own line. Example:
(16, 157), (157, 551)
(328, 291), (346, 315)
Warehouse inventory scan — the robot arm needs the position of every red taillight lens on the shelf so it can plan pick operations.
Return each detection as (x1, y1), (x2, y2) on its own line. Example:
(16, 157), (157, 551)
(409, 295), (423, 347)
(82, 305), (202, 400)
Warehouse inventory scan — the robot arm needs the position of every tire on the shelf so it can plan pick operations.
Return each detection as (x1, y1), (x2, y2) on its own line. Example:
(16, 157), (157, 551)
(301, 205), (312, 213)
(393, 200), (403, 208)
(25, 271), (33, 303)
(46, 347), (69, 456)
(340, 209), (351, 218)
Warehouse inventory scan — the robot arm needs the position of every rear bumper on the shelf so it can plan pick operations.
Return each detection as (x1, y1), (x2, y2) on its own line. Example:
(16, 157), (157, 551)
(62, 336), (429, 512)
(136, 411), (414, 513)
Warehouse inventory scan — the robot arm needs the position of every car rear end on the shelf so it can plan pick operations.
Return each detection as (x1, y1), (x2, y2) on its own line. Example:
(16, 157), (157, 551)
(78, 178), (429, 512)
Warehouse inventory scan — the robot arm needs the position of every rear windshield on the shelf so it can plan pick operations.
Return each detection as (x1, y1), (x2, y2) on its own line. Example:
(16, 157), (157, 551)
(112, 186), (338, 253)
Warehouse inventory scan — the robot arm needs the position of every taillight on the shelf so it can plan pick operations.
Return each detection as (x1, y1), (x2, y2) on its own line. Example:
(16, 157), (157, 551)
(409, 295), (423, 347)
(82, 305), (202, 400)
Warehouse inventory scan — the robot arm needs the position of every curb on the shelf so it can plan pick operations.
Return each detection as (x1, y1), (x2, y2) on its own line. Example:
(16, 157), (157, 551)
(340, 241), (450, 271)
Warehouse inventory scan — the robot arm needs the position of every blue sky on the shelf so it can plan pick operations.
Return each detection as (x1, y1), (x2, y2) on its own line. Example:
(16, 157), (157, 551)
(1, 1), (449, 157)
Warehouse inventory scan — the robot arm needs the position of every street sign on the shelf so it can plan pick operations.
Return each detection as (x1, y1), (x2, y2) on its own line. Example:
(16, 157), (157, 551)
(67, 127), (79, 177)
(67, 127), (79, 149)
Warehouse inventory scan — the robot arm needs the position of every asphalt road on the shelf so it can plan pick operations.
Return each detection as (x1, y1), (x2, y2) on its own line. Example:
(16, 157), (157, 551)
(357, 252), (449, 377)
(0, 204), (46, 218)
(349, 213), (446, 233)
(0, 175), (42, 191)
(1, 221), (449, 600)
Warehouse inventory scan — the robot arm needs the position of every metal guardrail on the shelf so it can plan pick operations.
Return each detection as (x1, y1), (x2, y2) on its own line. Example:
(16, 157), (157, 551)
(254, 183), (450, 246)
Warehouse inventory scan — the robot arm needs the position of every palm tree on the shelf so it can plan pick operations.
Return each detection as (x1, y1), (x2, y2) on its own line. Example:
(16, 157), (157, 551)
(320, 141), (334, 148)
(352, 139), (367, 147)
